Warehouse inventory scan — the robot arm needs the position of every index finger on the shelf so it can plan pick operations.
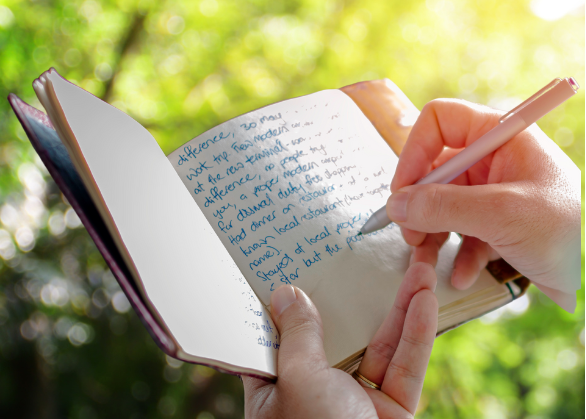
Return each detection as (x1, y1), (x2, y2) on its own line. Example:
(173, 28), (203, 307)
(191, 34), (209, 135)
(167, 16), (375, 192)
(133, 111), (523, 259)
(391, 99), (503, 192)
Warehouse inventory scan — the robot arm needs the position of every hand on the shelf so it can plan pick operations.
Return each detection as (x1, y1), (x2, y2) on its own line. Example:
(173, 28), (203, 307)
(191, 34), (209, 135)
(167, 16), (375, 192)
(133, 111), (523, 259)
(388, 99), (581, 296)
(243, 262), (438, 419)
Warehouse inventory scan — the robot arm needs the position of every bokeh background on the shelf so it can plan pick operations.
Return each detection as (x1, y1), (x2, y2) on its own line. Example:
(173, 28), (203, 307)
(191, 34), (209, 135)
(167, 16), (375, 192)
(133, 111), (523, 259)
(0, 0), (584, 418)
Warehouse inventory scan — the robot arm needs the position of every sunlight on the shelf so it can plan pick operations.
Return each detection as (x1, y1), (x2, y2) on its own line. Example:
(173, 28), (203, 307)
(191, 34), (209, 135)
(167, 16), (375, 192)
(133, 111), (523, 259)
(530, 0), (585, 21)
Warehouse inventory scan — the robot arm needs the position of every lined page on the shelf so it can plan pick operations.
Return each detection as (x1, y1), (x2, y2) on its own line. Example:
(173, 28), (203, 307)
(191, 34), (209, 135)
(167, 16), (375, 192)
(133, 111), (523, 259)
(169, 90), (499, 365)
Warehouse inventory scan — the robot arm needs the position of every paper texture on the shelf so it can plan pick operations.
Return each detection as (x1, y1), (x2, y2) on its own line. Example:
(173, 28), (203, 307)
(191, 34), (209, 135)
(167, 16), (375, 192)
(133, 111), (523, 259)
(48, 72), (279, 377)
(169, 90), (501, 365)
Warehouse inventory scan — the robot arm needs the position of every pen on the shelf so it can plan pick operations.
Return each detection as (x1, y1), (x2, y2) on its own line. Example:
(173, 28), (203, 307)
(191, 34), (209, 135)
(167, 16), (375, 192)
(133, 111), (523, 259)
(359, 77), (580, 235)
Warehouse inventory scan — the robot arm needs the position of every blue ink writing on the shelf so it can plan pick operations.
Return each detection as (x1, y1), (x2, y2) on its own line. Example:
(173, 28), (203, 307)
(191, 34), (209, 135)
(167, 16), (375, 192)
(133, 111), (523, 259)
(251, 210), (277, 232)
(324, 165), (356, 179)
(186, 161), (213, 180)
(300, 198), (345, 222)
(298, 185), (335, 203)
(303, 250), (322, 267)
(237, 194), (275, 222)
(193, 181), (204, 194)
(240, 235), (279, 257)
(212, 203), (236, 220)
(248, 246), (281, 270)
(203, 173), (258, 207)
(336, 214), (362, 234)
(176, 132), (231, 165)
(253, 176), (279, 197)
(272, 216), (300, 235)
(280, 150), (306, 168)
(218, 220), (233, 233)
(259, 113), (282, 124)
(244, 140), (289, 166)
(325, 243), (343, 256)
(255, 254), (295, 283)
(228, 228), (246, 246)
(303, 226), (331, 245)
(283, 162), (319, 179)
(277, 182), (307, 200)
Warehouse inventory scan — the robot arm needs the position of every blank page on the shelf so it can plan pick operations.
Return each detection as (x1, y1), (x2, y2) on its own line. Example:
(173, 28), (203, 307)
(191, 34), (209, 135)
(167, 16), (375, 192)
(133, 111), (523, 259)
(48, 72), (278, 377)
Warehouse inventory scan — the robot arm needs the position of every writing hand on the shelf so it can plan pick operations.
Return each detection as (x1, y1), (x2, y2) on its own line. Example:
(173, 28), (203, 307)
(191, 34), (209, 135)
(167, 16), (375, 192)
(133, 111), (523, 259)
(388, 99), (580, 299)
(243, 262), (438, 419)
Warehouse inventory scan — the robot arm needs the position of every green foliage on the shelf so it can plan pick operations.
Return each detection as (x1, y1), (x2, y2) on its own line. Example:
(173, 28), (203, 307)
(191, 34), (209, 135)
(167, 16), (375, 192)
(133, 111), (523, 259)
(0, 0), (583, 418)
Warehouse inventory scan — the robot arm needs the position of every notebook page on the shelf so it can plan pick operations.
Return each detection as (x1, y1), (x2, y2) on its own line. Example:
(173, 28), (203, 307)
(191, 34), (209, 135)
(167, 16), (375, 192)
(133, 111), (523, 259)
(169, 90), (499, 365)
(48, 72), (278, 377)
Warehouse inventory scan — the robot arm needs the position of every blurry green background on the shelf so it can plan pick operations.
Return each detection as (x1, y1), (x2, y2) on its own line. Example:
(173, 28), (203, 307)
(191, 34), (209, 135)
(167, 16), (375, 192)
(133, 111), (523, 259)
(0, 0), (584, 418)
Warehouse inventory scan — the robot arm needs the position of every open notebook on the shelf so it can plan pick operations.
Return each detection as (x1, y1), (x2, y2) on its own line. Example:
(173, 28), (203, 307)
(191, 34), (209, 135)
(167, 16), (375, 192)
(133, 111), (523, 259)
(8, 69), (528, 379)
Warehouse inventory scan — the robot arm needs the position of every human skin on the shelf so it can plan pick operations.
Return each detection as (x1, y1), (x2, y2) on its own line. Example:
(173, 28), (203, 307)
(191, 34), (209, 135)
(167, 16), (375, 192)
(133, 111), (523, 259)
(242, 99), (580, 418)
(243, 262), (438, 419)
(387, 99), (581, 293)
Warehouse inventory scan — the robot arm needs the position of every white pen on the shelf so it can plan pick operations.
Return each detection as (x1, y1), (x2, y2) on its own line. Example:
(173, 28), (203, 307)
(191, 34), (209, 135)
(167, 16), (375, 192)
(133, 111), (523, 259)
(359, 77), (580, 235)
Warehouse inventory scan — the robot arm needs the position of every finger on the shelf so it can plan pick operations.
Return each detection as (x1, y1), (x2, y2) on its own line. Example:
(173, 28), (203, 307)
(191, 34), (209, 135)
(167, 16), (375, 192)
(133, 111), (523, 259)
(431, 147), (478, 186)
(367, 389), (414, 419)
(487, 245), (501, 261)
(386, 182), (521, 242)
(358, 263), (437, 386)
(242, 376), (274, 416)
(396, 147), (467, 248)
(431, 147), (460, 168)
(270, 285), (329, 378)
(411, 232), (450, 267)
(400, 226), (427, 247)
(391, 99), (502, 192)
(381, 288), (438, 414)
(451, 236), (491, 290)
(242, 376), (271, 393)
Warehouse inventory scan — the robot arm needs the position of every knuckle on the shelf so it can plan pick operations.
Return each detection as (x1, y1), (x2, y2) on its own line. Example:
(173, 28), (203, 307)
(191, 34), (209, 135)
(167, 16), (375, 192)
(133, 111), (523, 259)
(401, 333), (432, 350)
(387, 360), (422, 382)
(367, 339), (398, 362)
(422, 98), (449, 114)
(419, 100), (436, 116)
(280, 316), (320, 343)
(418, 100), (442, 125)
(419, 185), (446, 230)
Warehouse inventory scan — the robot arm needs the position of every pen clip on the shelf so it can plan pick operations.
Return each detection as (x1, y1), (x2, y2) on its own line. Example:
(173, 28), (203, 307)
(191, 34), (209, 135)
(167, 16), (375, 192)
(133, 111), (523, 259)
(499, 78), (563, 123)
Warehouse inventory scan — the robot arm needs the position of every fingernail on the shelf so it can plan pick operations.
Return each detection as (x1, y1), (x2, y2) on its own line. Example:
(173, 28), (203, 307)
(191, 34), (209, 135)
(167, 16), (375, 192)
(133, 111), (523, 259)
(451, 269), (466, 290)
(388, 192), (408, 222)
(271, 285), (297, 317)
(409, 247), (415, 265)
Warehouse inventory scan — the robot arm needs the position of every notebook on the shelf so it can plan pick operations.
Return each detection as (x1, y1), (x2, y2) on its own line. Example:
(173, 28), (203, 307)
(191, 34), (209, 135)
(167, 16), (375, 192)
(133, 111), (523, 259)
(8, 69), (528, 379)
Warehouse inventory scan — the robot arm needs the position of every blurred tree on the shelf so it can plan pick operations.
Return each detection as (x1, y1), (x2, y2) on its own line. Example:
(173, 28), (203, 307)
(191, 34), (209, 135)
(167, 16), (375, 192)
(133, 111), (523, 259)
(0, 0), (583, 418)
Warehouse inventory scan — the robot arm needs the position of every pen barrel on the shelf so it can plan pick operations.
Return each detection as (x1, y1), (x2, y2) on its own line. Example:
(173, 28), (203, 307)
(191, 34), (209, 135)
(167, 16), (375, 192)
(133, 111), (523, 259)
(416, 114), (527, 185)
(517, 79), (577, 125)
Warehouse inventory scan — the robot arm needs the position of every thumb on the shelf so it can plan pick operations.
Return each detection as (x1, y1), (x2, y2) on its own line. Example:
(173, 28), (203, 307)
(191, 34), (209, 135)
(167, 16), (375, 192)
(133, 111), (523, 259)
(387, 182), (522, 243)
(270, 285), (329, 377)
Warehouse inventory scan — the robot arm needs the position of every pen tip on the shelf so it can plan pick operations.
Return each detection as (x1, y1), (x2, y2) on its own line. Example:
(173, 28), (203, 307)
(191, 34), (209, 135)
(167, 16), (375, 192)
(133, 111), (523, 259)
(357, 232), (362, 236)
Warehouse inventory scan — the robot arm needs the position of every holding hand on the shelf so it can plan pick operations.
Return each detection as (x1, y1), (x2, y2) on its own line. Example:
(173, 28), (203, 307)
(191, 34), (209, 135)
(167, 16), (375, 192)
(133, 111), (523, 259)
(388, 99), (581, 309)
(243, 262), (438, 419)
